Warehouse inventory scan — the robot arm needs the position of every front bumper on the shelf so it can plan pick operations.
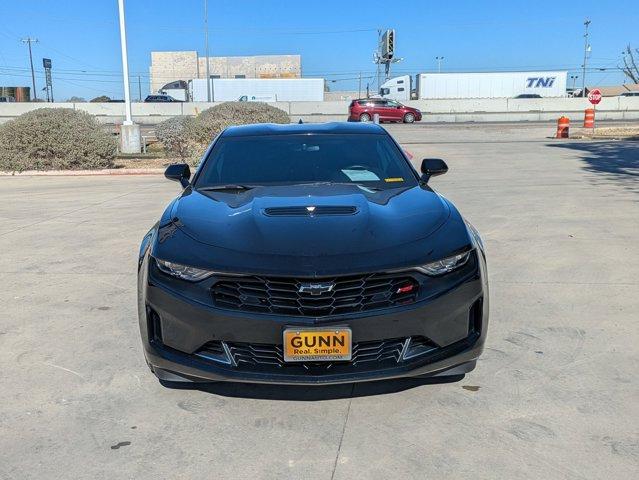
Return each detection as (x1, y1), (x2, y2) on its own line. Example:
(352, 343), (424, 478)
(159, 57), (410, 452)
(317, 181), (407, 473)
(137, 251), (489, 385)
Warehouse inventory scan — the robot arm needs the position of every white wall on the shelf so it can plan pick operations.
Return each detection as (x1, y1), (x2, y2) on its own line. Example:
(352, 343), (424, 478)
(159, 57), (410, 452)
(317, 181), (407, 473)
(1, 98), (638, 125)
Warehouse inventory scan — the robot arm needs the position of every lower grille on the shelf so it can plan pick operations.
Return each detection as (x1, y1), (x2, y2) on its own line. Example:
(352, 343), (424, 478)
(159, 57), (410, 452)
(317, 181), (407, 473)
(226, 338), (408, 368)
(212, 272), (418, 317)
(193, 336), (439, 374)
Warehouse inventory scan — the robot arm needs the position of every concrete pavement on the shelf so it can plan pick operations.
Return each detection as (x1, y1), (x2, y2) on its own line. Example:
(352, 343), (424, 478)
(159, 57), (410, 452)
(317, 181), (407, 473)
(0, 123), (637, 479)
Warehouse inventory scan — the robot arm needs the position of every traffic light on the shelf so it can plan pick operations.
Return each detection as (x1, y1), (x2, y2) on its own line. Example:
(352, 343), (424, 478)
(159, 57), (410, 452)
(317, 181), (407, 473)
(382, 29), (395, 60)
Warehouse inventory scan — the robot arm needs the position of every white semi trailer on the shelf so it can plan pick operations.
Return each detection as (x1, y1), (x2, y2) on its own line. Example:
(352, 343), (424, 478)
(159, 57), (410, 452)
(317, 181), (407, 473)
(188, 78), (324, 102)
(380, 71), (568, 100)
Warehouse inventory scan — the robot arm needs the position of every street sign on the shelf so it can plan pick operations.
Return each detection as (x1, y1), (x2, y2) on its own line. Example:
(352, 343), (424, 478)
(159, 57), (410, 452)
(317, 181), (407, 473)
(42, 58), (53, 102)
(588, 88), (602, 105)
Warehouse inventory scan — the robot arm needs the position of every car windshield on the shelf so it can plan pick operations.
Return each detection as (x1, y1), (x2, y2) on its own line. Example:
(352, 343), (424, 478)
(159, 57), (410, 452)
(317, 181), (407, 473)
(195, 134), (417, 190)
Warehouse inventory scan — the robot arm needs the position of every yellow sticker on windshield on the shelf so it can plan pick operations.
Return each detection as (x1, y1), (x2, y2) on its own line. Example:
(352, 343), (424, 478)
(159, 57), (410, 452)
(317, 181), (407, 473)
(384, 177), (404, 183)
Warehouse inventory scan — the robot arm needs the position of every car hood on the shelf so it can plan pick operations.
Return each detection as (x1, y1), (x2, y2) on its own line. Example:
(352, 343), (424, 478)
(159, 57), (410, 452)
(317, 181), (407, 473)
(153, 184), (474, 276)
(170, 184), (450, 257)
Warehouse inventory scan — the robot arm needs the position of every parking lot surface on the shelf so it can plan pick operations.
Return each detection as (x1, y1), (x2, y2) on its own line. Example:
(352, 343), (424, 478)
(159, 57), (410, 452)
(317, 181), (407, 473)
(1, 123), (637, 479)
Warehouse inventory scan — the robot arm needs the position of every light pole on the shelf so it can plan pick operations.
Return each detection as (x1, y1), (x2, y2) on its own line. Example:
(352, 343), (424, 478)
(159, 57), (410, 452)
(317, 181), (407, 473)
(204, 0), (212, 102)
(117, 0), (140, 153)
(21, 37), (38, 101)
(436, 56), (444, 73)
(582, 19), (591, 97)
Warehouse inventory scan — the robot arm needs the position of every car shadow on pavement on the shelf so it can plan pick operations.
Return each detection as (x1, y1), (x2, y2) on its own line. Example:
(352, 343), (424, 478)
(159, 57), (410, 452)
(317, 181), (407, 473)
(547, 141), (639, 195)
(160, 375), (464, 401)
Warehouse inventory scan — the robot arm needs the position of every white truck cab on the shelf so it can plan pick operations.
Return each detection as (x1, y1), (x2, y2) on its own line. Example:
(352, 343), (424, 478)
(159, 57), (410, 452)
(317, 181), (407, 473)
(379, 75), (412, 101)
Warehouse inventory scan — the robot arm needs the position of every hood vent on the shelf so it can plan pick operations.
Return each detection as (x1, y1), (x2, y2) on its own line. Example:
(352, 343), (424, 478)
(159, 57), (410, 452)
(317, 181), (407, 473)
(263, 206), (358, 217)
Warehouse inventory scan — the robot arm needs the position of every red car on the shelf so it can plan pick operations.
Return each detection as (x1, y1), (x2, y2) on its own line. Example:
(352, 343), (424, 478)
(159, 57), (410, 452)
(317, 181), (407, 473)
(348, 98), (422, 123)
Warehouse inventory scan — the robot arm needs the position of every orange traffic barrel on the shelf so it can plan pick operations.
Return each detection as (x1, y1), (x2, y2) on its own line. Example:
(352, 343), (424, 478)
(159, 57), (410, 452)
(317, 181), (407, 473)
(584, 108), (595, 128)
(556, 116), (570, 138)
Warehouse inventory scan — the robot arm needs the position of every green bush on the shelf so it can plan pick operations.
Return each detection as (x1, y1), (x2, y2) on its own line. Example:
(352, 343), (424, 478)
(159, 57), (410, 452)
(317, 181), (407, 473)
(90, 95), (111, 103)
(0, 108), (117, 172)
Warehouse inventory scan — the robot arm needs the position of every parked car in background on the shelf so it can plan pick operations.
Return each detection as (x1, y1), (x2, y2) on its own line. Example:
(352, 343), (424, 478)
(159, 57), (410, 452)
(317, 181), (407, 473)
(144, 94), (181, 103)
(0, 96), (16, 102)
(348, 98), (422, 123)
(619, 91), (639, 97)
(514, 93), (542, 99)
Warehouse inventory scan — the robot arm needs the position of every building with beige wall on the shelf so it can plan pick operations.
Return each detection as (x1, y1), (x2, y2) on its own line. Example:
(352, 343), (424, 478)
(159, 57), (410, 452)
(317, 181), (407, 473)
(149, 51), (301, 93)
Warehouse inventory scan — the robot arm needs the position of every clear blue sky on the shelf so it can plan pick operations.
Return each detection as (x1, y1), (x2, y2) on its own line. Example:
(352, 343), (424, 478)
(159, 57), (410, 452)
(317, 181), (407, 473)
(0, 0), (637, 100)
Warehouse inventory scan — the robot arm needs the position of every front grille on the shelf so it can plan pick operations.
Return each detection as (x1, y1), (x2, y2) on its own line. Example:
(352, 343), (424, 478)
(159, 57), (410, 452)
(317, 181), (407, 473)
(263, 206), (357, 217)
(212, 272), (418, 316)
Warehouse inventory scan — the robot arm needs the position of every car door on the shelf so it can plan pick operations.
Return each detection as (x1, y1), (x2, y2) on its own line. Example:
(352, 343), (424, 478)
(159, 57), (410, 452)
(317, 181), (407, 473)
(384, 100), (405, 121)
(373, 100), (393, 120)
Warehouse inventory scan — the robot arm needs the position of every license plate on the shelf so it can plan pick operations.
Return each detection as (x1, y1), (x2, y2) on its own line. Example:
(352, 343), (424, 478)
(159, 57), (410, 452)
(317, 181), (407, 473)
(283, 328), (352, 362)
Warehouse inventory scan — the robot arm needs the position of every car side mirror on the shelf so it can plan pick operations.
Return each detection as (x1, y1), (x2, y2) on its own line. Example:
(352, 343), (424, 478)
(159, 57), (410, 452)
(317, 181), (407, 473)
(420, 158), (448, 182)
(165, 163), (191, 187)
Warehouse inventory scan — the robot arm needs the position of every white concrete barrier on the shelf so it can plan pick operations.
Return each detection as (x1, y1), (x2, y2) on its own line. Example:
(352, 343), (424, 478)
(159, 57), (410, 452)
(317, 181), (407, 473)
(406, 99), (510, 113)
(289, 101), (349, 115)
(1, 98), (638, 125)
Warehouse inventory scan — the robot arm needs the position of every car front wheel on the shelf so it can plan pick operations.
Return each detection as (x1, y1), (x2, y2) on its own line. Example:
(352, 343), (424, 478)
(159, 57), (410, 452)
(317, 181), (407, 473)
(359, 113), (371, 122)
(403, 113), (415, 123)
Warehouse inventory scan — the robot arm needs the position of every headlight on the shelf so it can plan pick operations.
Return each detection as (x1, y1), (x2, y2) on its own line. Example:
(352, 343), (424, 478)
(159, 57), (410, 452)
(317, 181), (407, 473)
(416, 251), (471, 276)
(155, 258), (215, 282)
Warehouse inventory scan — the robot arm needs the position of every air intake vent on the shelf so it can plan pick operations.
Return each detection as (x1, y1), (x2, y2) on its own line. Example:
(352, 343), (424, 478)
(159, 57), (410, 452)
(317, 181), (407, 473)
(263, 206), (358, 217)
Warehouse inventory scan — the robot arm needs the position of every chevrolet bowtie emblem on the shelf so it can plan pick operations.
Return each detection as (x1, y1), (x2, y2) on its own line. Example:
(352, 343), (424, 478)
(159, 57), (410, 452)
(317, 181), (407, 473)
(298, 282), (335, 296)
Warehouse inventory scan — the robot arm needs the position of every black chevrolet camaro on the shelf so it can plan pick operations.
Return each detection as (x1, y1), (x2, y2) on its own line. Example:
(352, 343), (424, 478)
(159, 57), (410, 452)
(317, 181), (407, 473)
(137, 122), (488, 385)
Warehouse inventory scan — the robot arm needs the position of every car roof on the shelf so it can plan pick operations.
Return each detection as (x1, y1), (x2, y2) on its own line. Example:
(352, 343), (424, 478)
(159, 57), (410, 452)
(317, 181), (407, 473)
(221, 122), (387, 137)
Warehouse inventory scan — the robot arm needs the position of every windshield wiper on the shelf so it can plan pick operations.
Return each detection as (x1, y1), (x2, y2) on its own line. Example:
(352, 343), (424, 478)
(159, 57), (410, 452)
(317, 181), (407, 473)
(295, 181), (382, 191)
(198, 184), (255, 192)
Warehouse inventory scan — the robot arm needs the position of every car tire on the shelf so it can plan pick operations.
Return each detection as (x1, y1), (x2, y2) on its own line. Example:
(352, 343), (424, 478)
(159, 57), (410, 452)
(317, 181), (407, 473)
(403, 113), (415, 123)
(359, 113), (371, 122)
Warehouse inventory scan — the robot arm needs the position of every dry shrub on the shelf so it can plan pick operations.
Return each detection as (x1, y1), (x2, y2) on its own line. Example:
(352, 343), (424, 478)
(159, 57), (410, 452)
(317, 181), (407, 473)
(0, 108), (116, 172)
(188, 102), (290, 144)
(155, 116), (198, 162)
(156, 102), (290, 164)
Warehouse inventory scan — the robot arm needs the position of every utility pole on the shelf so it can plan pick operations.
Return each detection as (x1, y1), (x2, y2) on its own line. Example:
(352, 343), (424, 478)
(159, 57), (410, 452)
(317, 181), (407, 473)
(117, 0), (141, 153)
(436, 56), (444, 73)
(358, 72), (362, 99)
(204, 0), (212, 102)
(21, 37), (38, 101)
(138, 75), (142, 101)
(582, 19), (591, 97)
(376, 29), (382, 91)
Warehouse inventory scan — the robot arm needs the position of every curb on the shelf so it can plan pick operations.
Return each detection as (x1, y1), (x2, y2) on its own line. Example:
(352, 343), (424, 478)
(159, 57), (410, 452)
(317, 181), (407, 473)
(0, 168), (165, 177)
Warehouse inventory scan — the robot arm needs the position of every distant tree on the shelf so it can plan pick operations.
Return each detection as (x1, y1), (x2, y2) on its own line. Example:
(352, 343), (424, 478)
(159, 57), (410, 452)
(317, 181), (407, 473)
(90, 95), (111, 103)
(621, 45), (639, 84)
(66, 96), (87, 103)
